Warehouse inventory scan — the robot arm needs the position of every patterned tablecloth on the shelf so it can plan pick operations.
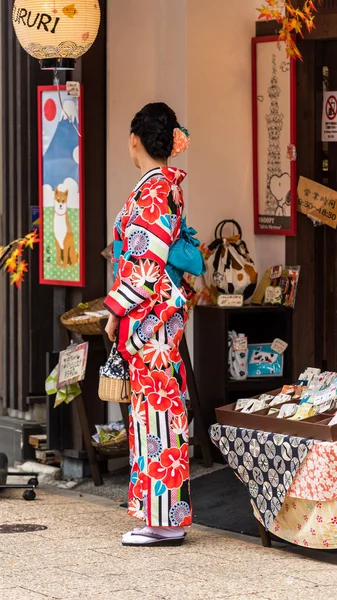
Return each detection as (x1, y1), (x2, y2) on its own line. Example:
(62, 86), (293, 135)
(209, 424), (337, 549)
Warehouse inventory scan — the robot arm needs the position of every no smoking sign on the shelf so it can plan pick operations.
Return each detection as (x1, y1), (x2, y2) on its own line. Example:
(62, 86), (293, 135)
(326, 95), (337, 121)
(322, 91), (337, 141)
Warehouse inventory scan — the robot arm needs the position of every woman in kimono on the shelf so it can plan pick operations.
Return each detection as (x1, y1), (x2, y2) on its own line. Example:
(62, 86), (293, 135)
(104, 103), (192, 547)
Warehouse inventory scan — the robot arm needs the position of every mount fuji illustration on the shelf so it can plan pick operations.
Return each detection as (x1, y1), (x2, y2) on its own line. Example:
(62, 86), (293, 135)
(43, 106), (79, 191)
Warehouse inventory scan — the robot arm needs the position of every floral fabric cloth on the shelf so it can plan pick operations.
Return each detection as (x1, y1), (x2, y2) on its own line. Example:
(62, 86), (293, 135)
(287, 441), (337, 502)
(253, 496), (337, 550)
(104, 167), (192, 528)
(210, 424), (313, 529)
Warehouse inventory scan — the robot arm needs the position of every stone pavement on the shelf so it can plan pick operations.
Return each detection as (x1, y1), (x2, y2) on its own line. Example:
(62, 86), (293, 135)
(1, 487), (337, 600)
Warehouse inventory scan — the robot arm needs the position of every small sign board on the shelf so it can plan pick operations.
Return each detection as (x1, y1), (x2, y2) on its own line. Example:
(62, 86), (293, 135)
(66, 81), (81, 98)
(57, 342), (89, 388)
(217, 294), (243, 308)
(322, 92), (337, 142)
(297, 176), (337, 229)
(233, 336), (248, 352)
(271, 338), (288, 355)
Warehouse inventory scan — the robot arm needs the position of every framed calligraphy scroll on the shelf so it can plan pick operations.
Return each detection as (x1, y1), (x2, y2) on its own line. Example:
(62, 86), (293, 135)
(38, 85), (85, 286)
(252, 36), (297, 236)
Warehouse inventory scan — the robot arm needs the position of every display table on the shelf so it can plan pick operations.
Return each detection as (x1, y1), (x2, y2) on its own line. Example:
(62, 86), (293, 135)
(210, 424), (337, 550)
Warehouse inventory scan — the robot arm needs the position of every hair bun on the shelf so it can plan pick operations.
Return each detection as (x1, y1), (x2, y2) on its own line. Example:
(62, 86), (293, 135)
(131, 102), (179, 159)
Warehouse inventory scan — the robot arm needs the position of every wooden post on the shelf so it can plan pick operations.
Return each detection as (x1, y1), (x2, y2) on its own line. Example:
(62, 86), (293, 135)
(258, 522), (272, 548)
(180, 334), (213, 468)
(75, 393), (103, 487)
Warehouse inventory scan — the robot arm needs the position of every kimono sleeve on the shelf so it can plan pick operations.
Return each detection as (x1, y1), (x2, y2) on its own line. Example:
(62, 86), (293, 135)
(104, 178), (172, 318)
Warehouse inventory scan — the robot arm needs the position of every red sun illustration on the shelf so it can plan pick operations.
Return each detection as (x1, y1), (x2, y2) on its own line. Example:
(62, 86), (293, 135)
(44, 98), (57, 121)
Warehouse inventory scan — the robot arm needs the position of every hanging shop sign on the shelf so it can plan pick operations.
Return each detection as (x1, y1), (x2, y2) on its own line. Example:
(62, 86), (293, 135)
(252, 36), (297, 236)
(57, 342), (89, 388)
(297, 176), (337, 229)
(38, 85), (85, 286)
(322, 92), (337, 142)
(12, 1), (101, 70)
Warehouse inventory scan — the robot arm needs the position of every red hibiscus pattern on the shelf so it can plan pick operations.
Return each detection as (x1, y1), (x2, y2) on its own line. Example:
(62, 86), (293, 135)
(147, 371), (184, 415)
(138, 179), (170, 224)
(149, 444), (189, 489)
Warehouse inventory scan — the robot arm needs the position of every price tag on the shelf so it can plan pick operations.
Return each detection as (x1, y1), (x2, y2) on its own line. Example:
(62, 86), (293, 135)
(271, 338), (288, 355)
(66, 81), (81, 97)
(233, 336), (247, 352)
(217, 294), (243, 307)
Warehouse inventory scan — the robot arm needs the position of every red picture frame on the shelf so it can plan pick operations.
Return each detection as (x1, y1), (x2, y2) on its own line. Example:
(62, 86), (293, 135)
(252, 36), (297, 236)
(38, 85), (85, 286)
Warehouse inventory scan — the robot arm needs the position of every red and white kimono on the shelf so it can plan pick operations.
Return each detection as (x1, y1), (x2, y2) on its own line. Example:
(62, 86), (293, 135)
(105, 167), (192, 528)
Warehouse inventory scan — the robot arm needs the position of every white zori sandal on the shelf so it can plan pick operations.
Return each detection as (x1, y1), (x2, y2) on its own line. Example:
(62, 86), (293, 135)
(122, 526), (185, 547)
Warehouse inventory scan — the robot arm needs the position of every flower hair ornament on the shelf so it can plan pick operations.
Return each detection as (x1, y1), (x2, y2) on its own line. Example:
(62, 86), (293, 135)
(171, 126), (190, 158)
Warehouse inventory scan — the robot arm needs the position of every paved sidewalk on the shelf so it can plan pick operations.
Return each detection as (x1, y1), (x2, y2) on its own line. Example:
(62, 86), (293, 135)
(1, 487), (337, 600)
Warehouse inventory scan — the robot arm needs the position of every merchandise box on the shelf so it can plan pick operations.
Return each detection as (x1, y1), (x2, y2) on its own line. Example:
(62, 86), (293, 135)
(215, 389), (337, 442)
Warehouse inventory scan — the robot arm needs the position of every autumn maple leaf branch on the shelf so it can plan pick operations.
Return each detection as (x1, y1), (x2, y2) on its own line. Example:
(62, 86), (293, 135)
(0, 230), (39, 288)
(256, 0), (319, 59)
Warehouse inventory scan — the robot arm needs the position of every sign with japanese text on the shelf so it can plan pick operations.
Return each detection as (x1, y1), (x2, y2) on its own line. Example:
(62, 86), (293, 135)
(57, 342), (89, 388)
(297, 177), (337, 229)
(217, 294), (243, 308)
(322, 92), (337, 142)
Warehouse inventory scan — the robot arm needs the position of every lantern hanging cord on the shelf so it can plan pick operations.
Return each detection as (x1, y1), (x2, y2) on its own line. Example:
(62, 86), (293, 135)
(53, 70), (82, 138)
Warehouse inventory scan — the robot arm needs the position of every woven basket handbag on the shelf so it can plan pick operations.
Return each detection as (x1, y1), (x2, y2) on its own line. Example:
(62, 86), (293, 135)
(98, 339), (131, 403)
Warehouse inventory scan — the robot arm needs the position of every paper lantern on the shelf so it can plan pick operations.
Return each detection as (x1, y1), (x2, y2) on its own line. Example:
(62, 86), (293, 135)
(12, 1), (101, 70)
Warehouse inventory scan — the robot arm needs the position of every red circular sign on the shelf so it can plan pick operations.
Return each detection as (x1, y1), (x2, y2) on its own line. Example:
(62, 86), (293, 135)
(326, 95), (337, 121)
(44, 98), (56, 122)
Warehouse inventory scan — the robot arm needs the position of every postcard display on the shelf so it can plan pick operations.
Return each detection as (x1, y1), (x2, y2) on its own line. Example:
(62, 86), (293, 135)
(216, 368), (337, 441)
(211, 365), (337, 548)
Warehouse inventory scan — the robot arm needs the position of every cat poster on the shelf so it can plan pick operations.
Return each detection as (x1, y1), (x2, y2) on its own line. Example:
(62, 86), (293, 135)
(38, 85), (85, 286)
(252, 37), (297, 236)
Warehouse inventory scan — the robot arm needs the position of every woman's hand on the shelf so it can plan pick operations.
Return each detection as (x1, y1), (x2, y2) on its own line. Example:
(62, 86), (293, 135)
(105, 313), (119, 341)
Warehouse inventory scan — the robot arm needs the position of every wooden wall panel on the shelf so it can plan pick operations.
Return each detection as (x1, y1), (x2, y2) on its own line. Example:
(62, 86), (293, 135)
(0, 2), (53, 414)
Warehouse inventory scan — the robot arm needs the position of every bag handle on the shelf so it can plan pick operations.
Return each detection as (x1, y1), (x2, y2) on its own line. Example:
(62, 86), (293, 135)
(214, 219), (242, 241)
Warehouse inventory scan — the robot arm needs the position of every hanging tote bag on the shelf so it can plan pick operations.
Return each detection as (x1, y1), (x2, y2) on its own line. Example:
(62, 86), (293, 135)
(204, 219), (258, 302)
(98, 339), (131, 403)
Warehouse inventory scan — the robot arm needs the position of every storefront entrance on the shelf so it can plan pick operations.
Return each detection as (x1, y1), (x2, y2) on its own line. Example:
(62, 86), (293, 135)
(287, 39), (337, 377)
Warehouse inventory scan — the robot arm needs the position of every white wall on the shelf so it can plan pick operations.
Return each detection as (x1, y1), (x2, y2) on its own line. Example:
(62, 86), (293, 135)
(107, 0), (285, 283)
(107, 1), (187, 295)
(186, 0), (285, 276)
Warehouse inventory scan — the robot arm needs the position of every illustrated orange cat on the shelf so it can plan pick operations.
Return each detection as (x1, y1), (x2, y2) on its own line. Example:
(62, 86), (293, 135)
(53, 186), (78, 268)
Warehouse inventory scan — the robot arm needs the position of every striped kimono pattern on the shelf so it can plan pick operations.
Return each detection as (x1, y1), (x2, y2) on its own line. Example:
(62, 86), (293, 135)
(105, 166), (192, 528)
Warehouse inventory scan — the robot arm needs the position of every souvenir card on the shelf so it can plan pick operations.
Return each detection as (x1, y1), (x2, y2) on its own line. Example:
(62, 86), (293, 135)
(277, 403), (298, 419)
(235, 398), (254, 411)
(269, 394), (292, 406)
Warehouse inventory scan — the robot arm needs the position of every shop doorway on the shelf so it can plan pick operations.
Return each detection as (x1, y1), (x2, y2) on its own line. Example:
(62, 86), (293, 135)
(287, 39), (337, 377)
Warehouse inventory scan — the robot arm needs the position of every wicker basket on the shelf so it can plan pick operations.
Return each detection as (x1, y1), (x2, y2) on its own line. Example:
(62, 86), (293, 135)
(92, 438), (129, 457)
(61, 298), (107, 335)
(98, 376), (131, 403)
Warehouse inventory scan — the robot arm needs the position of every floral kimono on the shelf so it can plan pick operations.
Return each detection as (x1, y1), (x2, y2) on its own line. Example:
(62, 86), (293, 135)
(104, 166), (192, 528)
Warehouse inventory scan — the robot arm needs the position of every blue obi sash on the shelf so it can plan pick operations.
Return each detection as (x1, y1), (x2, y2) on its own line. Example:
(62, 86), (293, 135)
(113, 217), (205, 288)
